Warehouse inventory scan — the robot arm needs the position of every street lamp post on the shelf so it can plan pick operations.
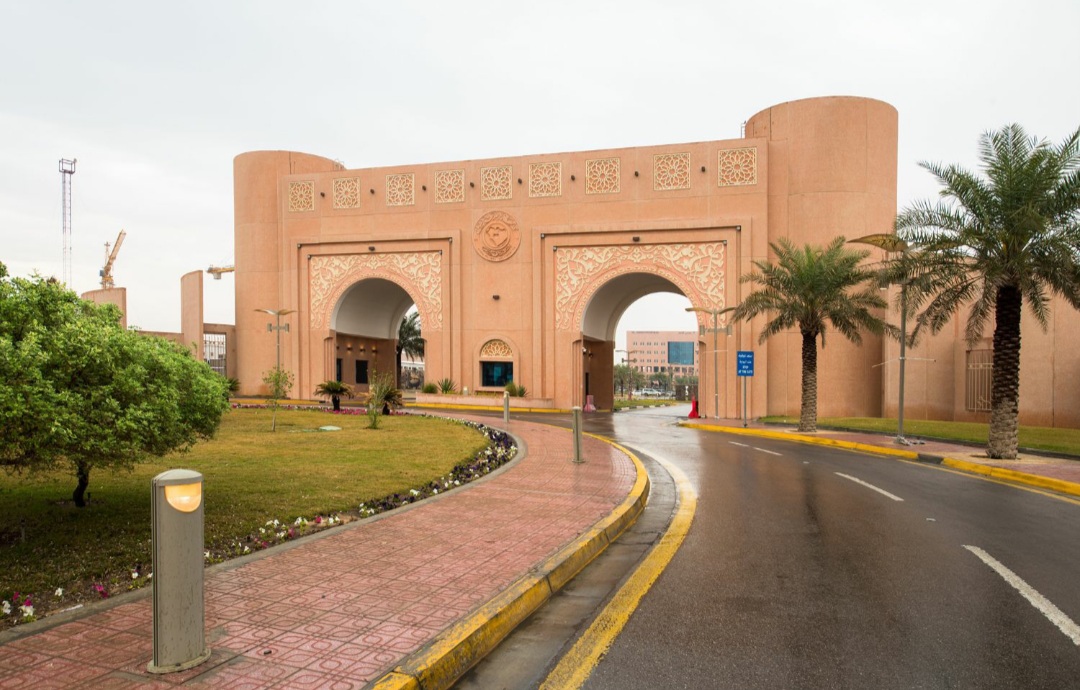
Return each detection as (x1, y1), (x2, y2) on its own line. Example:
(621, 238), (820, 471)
(256, 308), (295, 374)
(685, 306), (736, 420)
(615, 349), (638, 401)
(849, 234), (912, 445)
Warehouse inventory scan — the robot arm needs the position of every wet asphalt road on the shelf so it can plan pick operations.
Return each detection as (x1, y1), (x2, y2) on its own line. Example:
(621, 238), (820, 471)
(577, 407), (1080, 689)
(460, 406), (1080, 689)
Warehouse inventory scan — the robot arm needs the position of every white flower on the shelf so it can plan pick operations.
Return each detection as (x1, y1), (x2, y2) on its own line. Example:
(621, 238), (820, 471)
(2, 601), (11, 615)
(204, 551), (211, 559)
(55, 588), (64, 597)
(243, 546), (250, 554)
(410, 489), (420, 496)
(433, 488), (438, 494)
(19, 604), (33, 618)
(132, 572), (139, 580)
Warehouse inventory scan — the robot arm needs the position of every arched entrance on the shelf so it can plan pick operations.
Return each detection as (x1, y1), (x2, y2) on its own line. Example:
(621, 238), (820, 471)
(325, 278), (415, 391)
(579, 273), (706, 411)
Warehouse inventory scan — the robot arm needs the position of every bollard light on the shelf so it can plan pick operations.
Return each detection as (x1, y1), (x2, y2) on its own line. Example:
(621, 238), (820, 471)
(572, 406), (584, 463)
(503, 390), (510, 424)
(148, 469), (210, 674)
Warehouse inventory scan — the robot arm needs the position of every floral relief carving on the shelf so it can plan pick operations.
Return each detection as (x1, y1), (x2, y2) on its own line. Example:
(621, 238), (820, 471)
(310, 252), (443, 330)
(586, 157), (620, 195)
(435, 169), (465, 204)
(717, 147), (757, 187)
(529, 162), (562, 198)
(481, 166), (513, 201)
(385, 173), (415, 206)
(288, 181), (315, 212)
(480, 339), (513, 358)
(555, 243), (726, 330)
(653, 153), (690, 191)
(333, 177), (361, 209)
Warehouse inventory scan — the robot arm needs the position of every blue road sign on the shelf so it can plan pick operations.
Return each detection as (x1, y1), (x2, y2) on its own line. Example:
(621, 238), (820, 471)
(737, 350), (755, 377)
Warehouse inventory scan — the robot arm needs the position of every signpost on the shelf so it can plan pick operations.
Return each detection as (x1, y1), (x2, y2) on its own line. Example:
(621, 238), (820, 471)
(736, 351), (754, 427)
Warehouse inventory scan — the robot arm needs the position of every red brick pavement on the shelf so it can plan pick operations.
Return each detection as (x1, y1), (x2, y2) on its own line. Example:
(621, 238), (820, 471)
(0, 416), (637, 689)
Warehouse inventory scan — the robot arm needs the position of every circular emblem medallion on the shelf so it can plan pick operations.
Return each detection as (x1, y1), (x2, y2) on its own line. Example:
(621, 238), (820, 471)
(473, 211), (521, 262)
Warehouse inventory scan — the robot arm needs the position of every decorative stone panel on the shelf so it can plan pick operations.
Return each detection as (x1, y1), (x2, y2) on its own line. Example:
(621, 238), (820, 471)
(472, 211), (521, 262)
(480, 339), (513, 358)
(386, 173), (415, 206)
(481, 166), (513, 201)
(717, 147), (757, 187)
(333, 177), (361, 209)
(310, 252), (442, 330)
(586, 158), (620, 195)
(435, 169), (465, 204)
(288, 181), (315, 212)
(529, 162), (562, 198)
(555, 242), (726, 330)
(653, 153), (690, 191)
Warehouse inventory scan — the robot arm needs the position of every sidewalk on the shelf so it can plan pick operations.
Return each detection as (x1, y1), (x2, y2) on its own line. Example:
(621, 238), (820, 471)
(0, 415), (646, 689)
(681, 418), (1080, 497)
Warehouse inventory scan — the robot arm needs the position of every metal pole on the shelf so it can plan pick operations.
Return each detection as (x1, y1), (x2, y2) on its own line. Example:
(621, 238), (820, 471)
(503, 390), (510, 424)
(742, 376), (748, 427)
(572, 406), (584, 463)
(897, 283), (907, 443)
(712, 311), (719, 419)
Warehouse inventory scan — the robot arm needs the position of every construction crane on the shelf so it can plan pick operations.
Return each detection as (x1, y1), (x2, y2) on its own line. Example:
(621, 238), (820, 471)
(100, 229), (126, 289)
(207, 264), (235, 280)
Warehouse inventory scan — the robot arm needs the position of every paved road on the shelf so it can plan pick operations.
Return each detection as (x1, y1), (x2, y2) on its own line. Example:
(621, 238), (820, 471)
(572, 406), (1080, 689)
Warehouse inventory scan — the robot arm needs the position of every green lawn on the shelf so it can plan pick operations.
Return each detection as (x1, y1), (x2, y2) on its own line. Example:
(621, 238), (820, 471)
(614, 398), (679, 410)
(760, 416), (1080, 456)
(1, 408), (489, 627)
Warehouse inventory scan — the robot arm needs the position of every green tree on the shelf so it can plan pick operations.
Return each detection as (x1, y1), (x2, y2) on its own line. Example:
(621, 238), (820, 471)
(262, 366), (294, 432)
(613, 363), (633, 397)
(314, 379), (354, 411)
(896, 124), (1080, 459)
(0, 264), (229, 506)
(732, 237), (886, 432)
(395, 311), (424, 388)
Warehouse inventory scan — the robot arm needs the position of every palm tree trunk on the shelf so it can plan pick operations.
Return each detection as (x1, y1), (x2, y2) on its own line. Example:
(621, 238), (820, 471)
(988, 285), (1022, 459)
(799, 330), (818, 432)
(72, 460), (91, 507)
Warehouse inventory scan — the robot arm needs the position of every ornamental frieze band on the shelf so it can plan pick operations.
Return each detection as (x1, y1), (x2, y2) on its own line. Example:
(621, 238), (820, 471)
(309, 252), (442, 330)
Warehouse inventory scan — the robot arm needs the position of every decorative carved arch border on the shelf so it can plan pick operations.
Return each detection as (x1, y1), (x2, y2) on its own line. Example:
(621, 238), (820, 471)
(555, 242), (727, 332)
(309, 252), (443, 331)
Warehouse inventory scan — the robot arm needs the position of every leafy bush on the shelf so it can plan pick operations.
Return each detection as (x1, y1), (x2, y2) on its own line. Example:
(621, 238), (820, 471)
(421, 382), (438, 394)
(314, 380), (354, 411)
(438, 378), (458, 394)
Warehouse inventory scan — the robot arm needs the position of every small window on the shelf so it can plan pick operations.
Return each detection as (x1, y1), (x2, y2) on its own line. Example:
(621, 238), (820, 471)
(482, 361), (513, 387)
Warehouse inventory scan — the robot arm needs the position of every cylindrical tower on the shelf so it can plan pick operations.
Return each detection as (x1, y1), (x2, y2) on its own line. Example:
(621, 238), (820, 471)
(745, 96), (898, 418)
(233, 151), (338, 396)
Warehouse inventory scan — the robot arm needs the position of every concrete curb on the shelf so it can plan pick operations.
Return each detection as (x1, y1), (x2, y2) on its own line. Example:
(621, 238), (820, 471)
(368, 436), (651, 690)
(407, 402), (567, 414)
(680, 422), (1080, 499)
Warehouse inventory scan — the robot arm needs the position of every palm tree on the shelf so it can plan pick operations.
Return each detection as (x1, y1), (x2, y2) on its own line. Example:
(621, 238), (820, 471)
(314, 380), (354, 412)
(395, 312), (425, 388)
(896, 124), (1080, 459)
(732, 237), (886, 432)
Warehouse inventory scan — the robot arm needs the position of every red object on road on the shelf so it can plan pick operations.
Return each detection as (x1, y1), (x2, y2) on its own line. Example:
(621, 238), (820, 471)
(688, 398), (700, 418)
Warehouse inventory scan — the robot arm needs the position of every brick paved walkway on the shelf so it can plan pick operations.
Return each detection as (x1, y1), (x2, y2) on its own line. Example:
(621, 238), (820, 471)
(0, 415), (637, 689)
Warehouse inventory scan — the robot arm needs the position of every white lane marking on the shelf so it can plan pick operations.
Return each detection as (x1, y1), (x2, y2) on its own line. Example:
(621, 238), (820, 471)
(963, 545), (1080, 647)
(753, 447), (782, 456)
(834, 472), (904, 501)
(729, 441), (749, 448)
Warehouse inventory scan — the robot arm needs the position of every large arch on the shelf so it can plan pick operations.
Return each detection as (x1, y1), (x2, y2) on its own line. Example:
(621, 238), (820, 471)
(321, 277), (416, 390)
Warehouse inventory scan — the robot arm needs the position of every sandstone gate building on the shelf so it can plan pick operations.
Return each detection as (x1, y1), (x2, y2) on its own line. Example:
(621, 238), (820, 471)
(227, 96), (1080, 426)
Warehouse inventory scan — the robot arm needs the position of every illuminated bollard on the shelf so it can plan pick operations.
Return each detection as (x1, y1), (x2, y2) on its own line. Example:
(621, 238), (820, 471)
(503, 390), (510, 424)
(148, 469), (210, 674)
(572, 406), (584, 463)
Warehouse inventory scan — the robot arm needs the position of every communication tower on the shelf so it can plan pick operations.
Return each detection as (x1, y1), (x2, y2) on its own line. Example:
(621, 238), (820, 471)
(59, 158), (77, 286)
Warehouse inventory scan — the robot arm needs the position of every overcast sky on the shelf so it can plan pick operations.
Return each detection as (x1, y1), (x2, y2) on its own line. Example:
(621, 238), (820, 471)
(2, 0), (1077, 350)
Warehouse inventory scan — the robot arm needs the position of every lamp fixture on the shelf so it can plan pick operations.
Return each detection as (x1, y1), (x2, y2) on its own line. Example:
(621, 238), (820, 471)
(164, 481), (202, 513)
(492, 294), (500, 300)
(701, 166), (707, 173)
(370, 188), (375, 194)
(368, 246), (375, 252)
(632, 236), (640, 242)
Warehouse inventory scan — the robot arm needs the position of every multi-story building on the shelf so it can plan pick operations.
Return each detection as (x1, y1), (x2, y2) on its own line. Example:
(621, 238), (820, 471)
(624, 331), (699, 380)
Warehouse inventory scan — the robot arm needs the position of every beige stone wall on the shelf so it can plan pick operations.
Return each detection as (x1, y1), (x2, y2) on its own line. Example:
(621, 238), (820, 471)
(81, 287), (127, 330)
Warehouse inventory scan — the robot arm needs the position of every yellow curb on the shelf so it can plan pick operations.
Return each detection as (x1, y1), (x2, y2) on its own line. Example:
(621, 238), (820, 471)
(368, 431), (650, 690)
(680, 422), (1080, 498)
(939, 457), (1080, 498)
